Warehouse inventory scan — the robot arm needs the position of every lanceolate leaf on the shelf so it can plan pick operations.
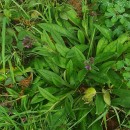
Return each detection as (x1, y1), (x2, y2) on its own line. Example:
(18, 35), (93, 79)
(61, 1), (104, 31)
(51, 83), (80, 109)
(96, 37), (108, 55)
(78, 69), (87, 82)
(112, 89), (130, 97)
(77, 30), (85, 44)
(31, 87), (59, 104)
(38, 69), (69, 87)
(66, 47), (86, 68)
(52, 56), (67, 68)
(38, 23), (78, 41)
(94, 24), (112, 40)
(55, 43), (70, 57)
(66, 9), (81, 26)
(117, 33), (128, 44)
(32, 46), (54, 57)
(73, 47), (86, 64)
(75, 44), (88, 52)
(65, 97), (75, 119)
(88, 71), (108, 84)
(41, 30), (55, 50)
(112, 97), (130, 108)
(51, 30), (65, 45)
(66, 60), (74, 81)
(99, 61), (116, 73)
(107, 69), (123, 88)
(38, 87), (58, 102)
(103, 40), (117, 53)
(94, 52), (116, 64)
(44, 57), (59, 73)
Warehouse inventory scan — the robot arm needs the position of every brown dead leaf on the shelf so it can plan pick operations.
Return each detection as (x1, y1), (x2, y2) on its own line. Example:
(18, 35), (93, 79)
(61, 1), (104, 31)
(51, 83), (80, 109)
(19, 73), (33, 88)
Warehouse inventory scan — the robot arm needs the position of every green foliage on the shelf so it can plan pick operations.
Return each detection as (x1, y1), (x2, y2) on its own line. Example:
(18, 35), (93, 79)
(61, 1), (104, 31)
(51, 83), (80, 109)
(0, 0), (130, 129)
(98, 0), (130, 37)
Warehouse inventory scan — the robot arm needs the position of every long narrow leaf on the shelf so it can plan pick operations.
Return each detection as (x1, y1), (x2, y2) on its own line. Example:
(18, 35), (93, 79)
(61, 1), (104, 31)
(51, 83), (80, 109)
(94, 24), (112, 40)
(68, 107), (93, 130)
(88, 109), (108, 129)
(38, 87), (58, 102)
(2, 17), (6, 74)
(8, 60), (15, 83)
(38, 23), (78, 41)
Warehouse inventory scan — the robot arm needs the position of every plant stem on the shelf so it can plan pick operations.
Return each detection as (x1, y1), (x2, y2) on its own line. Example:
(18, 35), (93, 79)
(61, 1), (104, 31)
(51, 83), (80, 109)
(87, 28), (96, 59)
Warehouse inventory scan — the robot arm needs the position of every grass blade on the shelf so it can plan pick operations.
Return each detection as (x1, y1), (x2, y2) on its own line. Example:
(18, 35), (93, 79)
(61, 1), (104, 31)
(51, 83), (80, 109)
(12, 0), (29, 19)
(8, 60), (15, 83)
(88, 109), (108, 129)
(2, 17), (6, 75)
(68, 107), (93, 130)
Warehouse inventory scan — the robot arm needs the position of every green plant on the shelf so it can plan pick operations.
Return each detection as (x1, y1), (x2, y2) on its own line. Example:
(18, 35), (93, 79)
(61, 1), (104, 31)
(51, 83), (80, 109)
(95, 0), (130, 37)
(1, 0), (130, 130)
